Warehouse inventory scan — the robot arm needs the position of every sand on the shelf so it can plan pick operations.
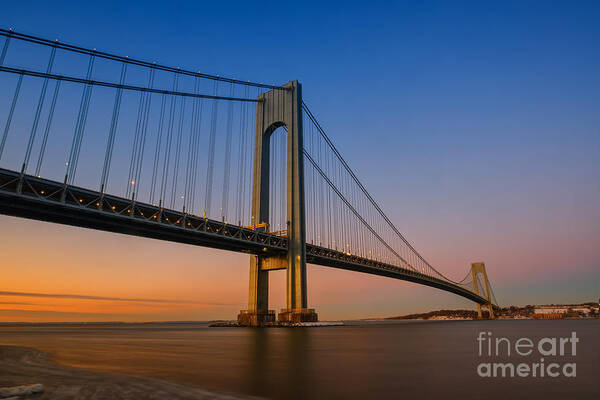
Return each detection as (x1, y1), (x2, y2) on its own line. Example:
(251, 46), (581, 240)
(0, 346), (260, 400)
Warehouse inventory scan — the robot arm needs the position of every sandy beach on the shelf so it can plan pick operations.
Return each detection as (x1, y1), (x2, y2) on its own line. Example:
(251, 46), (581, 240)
(0, 346), (259, 400)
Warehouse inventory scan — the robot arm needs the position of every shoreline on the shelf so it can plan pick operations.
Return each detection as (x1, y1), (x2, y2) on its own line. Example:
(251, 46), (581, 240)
(0, 345), (260, 400)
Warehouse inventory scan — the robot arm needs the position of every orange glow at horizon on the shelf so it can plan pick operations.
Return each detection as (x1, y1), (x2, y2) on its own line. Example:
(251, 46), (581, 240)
(0, 211), (598, 323)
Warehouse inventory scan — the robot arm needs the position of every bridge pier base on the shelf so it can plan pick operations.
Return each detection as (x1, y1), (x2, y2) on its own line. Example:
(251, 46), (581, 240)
(277, 308), (318, 323)
(237, 310), (276, 326)
(237, 255), (275, 326)
(477, 303), (495, 320)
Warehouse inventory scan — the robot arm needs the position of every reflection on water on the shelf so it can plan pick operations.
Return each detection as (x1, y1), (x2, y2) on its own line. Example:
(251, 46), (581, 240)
(0, 320), (598, 399)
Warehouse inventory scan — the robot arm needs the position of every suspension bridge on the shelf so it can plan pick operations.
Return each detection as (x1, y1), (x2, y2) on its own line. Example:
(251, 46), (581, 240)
(0, 28), (498, 325)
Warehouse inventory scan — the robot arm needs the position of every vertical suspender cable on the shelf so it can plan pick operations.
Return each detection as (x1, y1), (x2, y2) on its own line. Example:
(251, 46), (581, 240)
(66, 53), (95, 185)
(280, 112), (285, 232)
(310, 123), (316, 244)
(221, 83), (234, 220)
(132, 68), (156, 200)
(0, 32), (11, 66)
(127, 68), (154, 197)
(272, 126), (277, 228)
(242, 85), (252, 224)
(159, 72), (179, 205)
(247, 87), (258, 224)
(0, 32), (19, 162)
(235, 84), (248, 224)
(269, 125), (274, 225)
(34, 79), (61, 177)
(276, 95), (281, 232)
(0, 72), (23, 162)
(190, 86), (204, 214)
(100, 63), (127, 193)
(170, 94), (186, 208)
(149, 94), (166, 204)
(70, 63), (95, 185)
(184, 77), (200, 213)
(22, 45), (56, 173)
(204, 80), (219, 217)
(324, 138), (331, 247)
(126, 87), (146, 196)
(131, 91), (146, 185)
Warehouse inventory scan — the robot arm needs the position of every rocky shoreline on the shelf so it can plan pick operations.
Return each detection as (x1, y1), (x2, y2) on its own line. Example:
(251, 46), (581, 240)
(0, 346), (260, 400)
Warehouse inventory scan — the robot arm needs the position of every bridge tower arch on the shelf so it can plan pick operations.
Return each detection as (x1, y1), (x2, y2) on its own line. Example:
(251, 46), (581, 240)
(237, 81), (318, 326)
(471, 262), (495, 319)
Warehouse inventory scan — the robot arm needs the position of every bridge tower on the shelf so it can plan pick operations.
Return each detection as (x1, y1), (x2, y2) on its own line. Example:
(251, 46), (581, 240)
(471, 262), (495, 319)
(237, 81), (318, 326)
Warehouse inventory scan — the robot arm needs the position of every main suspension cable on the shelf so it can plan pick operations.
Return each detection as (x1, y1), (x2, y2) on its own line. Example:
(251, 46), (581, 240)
(0, 28), (288, 91)
(302, 102), (467, 284)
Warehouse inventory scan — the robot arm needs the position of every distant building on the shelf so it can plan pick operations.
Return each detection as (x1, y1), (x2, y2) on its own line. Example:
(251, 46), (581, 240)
(534, 305), (598, 315)
(534, 306), (567, 314)
(572, 306), (598, 314)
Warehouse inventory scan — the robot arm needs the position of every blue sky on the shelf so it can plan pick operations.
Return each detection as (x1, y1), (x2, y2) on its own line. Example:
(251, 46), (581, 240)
(0, 1), (598, 320)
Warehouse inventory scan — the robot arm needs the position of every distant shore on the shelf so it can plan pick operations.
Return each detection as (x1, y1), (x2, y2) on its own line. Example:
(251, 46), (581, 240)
(385, 303), (599, 321)
(0, 345), (259, 400)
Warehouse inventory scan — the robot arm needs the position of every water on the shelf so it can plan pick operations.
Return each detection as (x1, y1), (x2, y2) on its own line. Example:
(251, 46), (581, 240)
(0, 319), (598, 399)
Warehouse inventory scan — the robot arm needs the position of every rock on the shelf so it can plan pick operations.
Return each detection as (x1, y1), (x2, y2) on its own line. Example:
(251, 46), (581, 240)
(0, 383), (44, 398)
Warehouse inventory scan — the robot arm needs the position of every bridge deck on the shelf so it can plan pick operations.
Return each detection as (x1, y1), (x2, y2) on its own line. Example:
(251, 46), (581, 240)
(0, 168), (489, 305)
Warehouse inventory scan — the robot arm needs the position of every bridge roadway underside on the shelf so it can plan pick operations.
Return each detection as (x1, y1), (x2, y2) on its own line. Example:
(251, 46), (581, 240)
(0, 168), (489, 306)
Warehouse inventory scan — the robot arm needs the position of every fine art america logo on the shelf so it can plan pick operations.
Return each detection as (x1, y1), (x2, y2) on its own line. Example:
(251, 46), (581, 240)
(476, 331), (578, 378)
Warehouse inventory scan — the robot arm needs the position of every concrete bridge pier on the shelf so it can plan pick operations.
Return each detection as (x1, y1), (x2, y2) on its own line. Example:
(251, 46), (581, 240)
(237, 255), (275, 326)
(237, 81), (317, 326)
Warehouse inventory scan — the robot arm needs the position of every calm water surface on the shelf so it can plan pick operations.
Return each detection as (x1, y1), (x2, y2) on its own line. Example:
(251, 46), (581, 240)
(0, 319), (598, 399)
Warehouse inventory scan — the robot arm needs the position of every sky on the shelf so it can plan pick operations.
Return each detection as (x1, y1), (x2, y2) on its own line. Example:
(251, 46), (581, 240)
(0, 0), (598, 322)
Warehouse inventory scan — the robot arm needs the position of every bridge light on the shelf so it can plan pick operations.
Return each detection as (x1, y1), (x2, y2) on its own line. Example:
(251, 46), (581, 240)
(111, 206), (116, 210)
(65, 162), (69, 166)
(130, 180), (135, 185)
(79, 199), (83, 203)
(40, 190), (45, 194)
(96, 202), (100, 206)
